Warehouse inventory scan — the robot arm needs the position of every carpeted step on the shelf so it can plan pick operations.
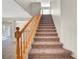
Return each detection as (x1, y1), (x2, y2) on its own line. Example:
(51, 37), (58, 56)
(38, 26), (55, 28)
(32, 41), (63, 48)
(36, 32), (57, 34)
(35, 32), (58, 36)
(38, 26), (55, 27)
(38, 26), (56, 29)
(39, 24), (54, 26)
(29, 48), (72, 58)
(40, 22), (53, 23)
(36, 29), (56, 32)
(34, 36), (59, 42)
(39, 23), (54, 25)
(29, 57), (75, 59)
(39, 22), (54, 24)
(39, 23), (53, 24)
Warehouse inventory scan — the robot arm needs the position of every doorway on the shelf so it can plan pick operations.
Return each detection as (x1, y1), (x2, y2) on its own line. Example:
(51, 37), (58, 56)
(40, 0), (51, 14)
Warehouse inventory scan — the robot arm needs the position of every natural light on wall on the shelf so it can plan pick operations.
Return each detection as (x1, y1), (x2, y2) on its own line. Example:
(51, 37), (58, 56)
(2, 24), (11, 40)
(41, 0), (51, 14)
(32, 0), (61, 15)
(41, 9), (50, 14)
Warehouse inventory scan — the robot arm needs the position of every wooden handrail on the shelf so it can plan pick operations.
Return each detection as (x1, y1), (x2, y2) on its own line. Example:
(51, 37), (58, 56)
(20, 17), (33, 33)
(15, 15), (41, 59)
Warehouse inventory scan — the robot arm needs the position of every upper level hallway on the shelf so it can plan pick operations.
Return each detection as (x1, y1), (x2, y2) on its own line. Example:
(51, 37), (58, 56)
(2, 0), (77, 59)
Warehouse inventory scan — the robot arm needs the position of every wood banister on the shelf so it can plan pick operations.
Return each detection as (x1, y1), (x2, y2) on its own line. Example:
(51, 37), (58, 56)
(15, 15), (41, 59)
(21, 17), (33, 33)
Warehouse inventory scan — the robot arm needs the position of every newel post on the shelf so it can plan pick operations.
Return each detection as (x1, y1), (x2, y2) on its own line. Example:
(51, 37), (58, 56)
(15, 27), (21, 59)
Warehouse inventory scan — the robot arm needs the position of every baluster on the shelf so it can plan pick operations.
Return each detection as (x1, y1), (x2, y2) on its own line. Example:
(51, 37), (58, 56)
(21, 35), (23, 59)
(23, 30), (28, 54)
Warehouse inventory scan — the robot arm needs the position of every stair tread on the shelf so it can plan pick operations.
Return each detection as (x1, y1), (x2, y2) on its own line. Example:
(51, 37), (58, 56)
(38, 26), (55, 27)
(34, 37), (59, 42)
(37, 29), (56, 30)
(33, 41), (62, 45)
(38, 26), (54, 27)
(38, 24), (54, 26)
(34, 36), (59, 38)
(39, 24), (54, 25)
(29, 57), (75, 59)
(35, 35), (58, 37)
(29, 48), (71, 54)
(37, 28), (56, 30)
(36, 32), (57, 34)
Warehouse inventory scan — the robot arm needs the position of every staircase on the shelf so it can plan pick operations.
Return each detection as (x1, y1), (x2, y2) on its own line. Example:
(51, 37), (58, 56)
(28, 15), (75, 59)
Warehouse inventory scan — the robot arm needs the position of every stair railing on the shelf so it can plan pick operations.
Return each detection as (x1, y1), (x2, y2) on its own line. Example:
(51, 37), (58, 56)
(15, 15), (41, 59)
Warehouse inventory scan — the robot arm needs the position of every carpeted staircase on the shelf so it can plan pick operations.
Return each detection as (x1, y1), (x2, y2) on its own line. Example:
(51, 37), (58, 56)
(28, 15), (75, 59)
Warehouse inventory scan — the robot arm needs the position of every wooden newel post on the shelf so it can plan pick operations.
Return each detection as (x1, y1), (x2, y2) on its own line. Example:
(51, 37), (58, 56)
(15, 27), (21, 59)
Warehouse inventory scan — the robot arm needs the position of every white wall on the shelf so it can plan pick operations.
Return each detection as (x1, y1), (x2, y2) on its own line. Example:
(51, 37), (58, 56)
(60, 0), (77, 57)
(2, 0), (32, 18)
(51, 0), (77, 58)
(31, 2), (41, 16)
(51, 0), (61, 15)
(52, 16), (61, 37)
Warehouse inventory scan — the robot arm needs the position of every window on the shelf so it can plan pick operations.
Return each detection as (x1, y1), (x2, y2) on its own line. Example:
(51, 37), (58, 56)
(2, 23), (11, 41)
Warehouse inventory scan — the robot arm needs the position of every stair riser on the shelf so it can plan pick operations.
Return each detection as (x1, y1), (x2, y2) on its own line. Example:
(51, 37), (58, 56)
(29, 54), (71, 58)
(29, 58), (75, 59)
(40, 19), (53, 22)
(39, 21), (54, 24)
(41, 20), (51, 21)
(38, 26), (54, 27)
(38, 26), (55, 29)
(40, 22), (54, 23)
(36, 32), (57, 34)
(38, 25), (54, 27)
(40, 21), (53, 22)
(38, 27), (56, 29)
(34, 38), (59, 42)
(38, 26), (55, 28)
(36, 30), (56, 32)
(39, 23), (54, 24)
(40, 20), (53, 21)
(40, 22), (54, 24)
(40, 19), (52, 20)
(35, 34), (58, 36)
(32, 45), (63, 48)
(39, 24), (54, 26)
